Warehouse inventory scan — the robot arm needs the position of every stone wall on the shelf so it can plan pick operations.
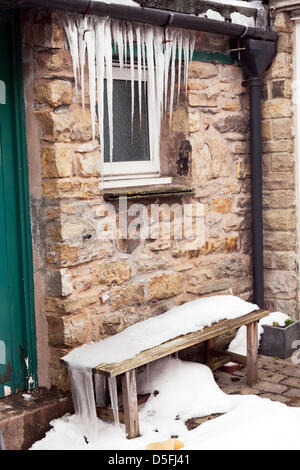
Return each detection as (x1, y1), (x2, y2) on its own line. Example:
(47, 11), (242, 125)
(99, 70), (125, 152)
(262, 11), (298, 316)
(22, 9), (290, 391)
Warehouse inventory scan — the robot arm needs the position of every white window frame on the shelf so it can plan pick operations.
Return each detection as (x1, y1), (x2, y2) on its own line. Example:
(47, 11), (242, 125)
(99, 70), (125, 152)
(103, 66), (160, 180)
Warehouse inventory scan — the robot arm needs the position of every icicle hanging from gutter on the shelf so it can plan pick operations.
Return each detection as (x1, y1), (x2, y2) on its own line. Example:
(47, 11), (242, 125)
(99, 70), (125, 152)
(61, 14), (195, 169)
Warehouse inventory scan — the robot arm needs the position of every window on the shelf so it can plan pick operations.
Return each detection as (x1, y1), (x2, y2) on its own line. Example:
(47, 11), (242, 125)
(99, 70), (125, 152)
(102, 67), (171, 188)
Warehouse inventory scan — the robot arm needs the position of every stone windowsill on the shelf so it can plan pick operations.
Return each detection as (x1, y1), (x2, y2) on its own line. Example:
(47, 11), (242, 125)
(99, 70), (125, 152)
(103, 184), (195, 200)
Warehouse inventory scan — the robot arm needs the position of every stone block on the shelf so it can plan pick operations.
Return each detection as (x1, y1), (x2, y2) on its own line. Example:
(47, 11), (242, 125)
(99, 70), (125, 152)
(95, 260), (131, 286)
(43, 177), (100, 199)
(34, 79), (72, 107)
(148, 273), (184, 301)
(112, 283), (145, 309)
(42, 145), (74, 178)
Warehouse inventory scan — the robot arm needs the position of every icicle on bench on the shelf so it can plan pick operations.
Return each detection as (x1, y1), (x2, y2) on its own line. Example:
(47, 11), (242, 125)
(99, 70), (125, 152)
(92, 308), (268, 439)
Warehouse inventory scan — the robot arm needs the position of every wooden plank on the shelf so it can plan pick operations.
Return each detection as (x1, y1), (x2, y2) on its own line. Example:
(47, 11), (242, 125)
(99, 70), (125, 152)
(96, 394), (150, 424)
(213, 349), (247, 366)
(94, 310), (268, 377)
(247, 321), (258, 386)
(121, 369), (140, 439)
(207, 354), (230, 371)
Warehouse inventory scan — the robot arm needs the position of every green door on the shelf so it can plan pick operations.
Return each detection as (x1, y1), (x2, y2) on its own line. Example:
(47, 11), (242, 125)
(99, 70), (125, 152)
(0, 12), (37, 397)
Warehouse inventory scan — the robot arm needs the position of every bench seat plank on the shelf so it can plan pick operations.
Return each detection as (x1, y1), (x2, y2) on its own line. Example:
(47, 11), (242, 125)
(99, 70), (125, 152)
(94, 309), (268, 377)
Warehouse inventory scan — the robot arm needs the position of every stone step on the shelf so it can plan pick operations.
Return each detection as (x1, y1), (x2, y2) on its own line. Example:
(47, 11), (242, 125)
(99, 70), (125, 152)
(0, 389), (73, 450)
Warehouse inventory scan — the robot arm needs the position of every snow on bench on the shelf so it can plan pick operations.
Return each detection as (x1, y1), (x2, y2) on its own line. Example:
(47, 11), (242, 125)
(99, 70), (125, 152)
(62, 295), (269, 439)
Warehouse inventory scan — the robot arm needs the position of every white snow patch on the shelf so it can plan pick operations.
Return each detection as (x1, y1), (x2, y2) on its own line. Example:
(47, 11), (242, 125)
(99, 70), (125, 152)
(22, 393), (34, 401)
(101, 0), (141, 5)
(207, 0), (263, 9)
(205, 9), (225, 22)
(30, 357), (300, 450)
(230, 11), (255, 27)
(228, 311), (290, 357)
(200, 0), (264, 27)
(4, 386), (11, 397)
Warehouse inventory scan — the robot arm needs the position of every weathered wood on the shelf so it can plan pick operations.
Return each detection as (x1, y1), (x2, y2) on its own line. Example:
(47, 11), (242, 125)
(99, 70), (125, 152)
(207, 354), (230, 371)
(94, 310), (268, 377)
(121, 369), (140, 439)
(205, 338), (216, 366)
(247, 321), (258, 386)
(212, 349), (247, 366)
(96, 393), (150, 424)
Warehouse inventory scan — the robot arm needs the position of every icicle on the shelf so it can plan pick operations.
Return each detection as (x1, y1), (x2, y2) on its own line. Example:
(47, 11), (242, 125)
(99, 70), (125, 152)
(128, 23), (135, 126)
(141, 28), (147, 85)
(152, 27), (165, 167)
(96, 19), (105, 169)
(154, 27), (164, 116)
(183, 33), (190, 94)
(144, 27), (156, 166)
(108, 376), (120, 427)
(68, 367), (98, 437)
(123, 24), (128, 66)
(94, 374), (107, 407)
(78, 16), (88, 109)
(177, 31), (183, 105)
(85, 18), (96, 142)
(163, 28), (172, 113)
(136, 26), (142, 123)
(104, 20), (114, 170)
(112, 20), (124, 70)
(169, 32), (177, 126)
(61, 16), (79, 96)
(189, 32), (196, 64)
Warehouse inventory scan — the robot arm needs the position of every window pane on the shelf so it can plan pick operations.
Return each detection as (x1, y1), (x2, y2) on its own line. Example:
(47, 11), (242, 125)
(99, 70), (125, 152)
(103, 79), (150, 163)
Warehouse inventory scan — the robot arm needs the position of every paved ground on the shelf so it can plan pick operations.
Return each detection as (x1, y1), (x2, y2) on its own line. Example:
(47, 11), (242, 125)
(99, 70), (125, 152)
(187, 355), (300, 430)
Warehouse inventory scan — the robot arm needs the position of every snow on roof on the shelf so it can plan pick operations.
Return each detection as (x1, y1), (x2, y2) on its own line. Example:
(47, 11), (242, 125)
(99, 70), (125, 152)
(98, 0), (266, 29)
(100, 0), (141, 5)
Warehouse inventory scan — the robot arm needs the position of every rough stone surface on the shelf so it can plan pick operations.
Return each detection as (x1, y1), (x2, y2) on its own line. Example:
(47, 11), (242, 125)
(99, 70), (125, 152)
(148, 273), (184, 301)
(0, 389), (73, 450)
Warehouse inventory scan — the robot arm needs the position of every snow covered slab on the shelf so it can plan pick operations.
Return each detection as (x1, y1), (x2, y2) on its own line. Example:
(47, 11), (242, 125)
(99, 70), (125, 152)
(93, 308), (268, 377)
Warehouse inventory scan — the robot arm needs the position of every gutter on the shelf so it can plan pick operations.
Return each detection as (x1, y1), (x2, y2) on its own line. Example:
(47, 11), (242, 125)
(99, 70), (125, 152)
(3, 0), (278, 309)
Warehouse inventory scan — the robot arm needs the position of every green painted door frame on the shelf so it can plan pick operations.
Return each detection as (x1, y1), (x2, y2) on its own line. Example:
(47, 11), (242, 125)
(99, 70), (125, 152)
(0, 11), (37, 397)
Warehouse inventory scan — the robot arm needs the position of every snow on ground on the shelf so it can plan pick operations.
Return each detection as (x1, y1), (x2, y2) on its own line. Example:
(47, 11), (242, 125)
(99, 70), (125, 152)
(228, 311), (290, 357)
(31, 357), (300, 450)
(63, 296), (258, 368)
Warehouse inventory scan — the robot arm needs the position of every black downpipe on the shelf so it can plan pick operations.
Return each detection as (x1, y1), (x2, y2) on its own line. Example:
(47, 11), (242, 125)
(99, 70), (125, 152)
(249, 77), (264, 308)
(0, 0), (277, 42)
(236, 39), (277, 308)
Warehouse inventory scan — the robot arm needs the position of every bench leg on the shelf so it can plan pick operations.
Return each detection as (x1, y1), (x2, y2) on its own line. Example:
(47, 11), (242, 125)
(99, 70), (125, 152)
(247, 320), (258, 386)
(205, 338), (215, 365)
(121, 369), (140, 439)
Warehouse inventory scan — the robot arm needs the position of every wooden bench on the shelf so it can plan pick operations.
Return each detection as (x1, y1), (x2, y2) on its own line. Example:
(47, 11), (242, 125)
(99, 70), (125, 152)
(92, 309), (268, 439)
